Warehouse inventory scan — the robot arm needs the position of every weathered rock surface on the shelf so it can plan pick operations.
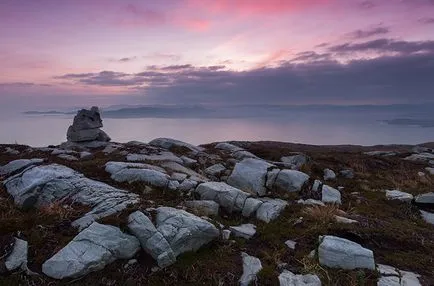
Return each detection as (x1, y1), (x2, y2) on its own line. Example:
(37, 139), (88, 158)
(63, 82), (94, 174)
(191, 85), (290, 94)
(149, 138), (204, 153)
(155, 207), (219, 256)
(377, 264), (421, 286)
(385, 190), (413, 202)
(274, 170), (310, 192)
(323, 168), (336, 181)
(230, 223), (256, 239)
(66, 107), (111, 143)
(318, 236), (375, 270)
(280, 154), (310, 169)
(239, 252), (262, 286)
(5, 238), (28, 272)
(227, 158), (275, 196)
(205, 163), (226, 177)
(404, 153), (434, 162)
(196, 182), (250, 213)
(127, 152), (183, 164)
(255, 198), (288, 223)
(278, 270), (322, 286)
(0, 158), (44, 177)
(3, 163), (139, 229)
(127, 211), (175, 268)
(415, 192), (434, 206)
(42, 222), (140, 279)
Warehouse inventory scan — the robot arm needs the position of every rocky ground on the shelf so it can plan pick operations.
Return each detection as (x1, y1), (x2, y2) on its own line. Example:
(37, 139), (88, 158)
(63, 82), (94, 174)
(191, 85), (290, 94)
(1, 138), (433, 286)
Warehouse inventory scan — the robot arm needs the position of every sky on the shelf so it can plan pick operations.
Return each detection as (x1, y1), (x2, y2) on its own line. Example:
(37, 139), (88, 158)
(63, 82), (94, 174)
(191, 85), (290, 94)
(1, 0), (434, 111)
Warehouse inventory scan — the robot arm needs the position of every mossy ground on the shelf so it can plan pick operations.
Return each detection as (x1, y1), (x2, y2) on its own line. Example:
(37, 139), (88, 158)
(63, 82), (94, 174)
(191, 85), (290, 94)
(0, 142), (433, 285)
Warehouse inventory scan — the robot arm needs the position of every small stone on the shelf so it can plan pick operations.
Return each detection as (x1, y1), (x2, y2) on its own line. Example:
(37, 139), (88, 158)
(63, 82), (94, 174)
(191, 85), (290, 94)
(222, 229), (231, 240)
(334, 215), (358, 224)
(323, 168), (336, 181)
(229, 224), (256, 239)
(285, 240), (297, 250)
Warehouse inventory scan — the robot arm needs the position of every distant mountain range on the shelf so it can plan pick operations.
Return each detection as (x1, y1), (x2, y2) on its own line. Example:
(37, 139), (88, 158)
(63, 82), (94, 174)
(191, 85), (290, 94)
(24, 103), (434, 127)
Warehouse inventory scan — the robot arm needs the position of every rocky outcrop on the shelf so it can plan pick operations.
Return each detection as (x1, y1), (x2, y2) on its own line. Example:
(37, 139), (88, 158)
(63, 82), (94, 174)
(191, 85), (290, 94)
(280, 154), (310, 170)
(3, 162), (139, 229)
(66, 106), (110, 143)
(318, 236), (375, 270)
(0, 158), (44, 177)
(227, 158), (275, 196)
(196, 182), (251, 213)
(155, 207), (220, 256)
(42, 223), (140, 279)
(127, 211), (176, 268)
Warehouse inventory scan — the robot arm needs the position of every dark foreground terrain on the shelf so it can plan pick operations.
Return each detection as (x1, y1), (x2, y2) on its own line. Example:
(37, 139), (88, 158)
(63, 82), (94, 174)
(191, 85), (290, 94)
(0, 140), (433, 286)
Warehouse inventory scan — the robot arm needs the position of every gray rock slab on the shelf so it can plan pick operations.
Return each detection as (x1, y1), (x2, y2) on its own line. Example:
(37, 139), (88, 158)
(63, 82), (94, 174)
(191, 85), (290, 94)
(196, 182), (250, 213)
(42, 222), (140, 279)
(227, 158), (275, 196)
(274, 170), (310, 192)
(318, 235), (375, 270)
(240, 252), (262, 286)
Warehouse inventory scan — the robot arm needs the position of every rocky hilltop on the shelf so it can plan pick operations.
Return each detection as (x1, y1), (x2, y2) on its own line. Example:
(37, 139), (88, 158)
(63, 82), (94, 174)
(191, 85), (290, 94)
(0, 107), (433, 285)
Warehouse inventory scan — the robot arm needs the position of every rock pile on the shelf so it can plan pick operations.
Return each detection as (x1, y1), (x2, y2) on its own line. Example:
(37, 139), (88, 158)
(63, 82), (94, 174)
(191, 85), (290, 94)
(66, 106), (110, 144)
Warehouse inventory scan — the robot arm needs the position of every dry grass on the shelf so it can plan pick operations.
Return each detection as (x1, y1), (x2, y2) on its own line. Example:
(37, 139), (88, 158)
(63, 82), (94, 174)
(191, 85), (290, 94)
(303, 205), (340, 224)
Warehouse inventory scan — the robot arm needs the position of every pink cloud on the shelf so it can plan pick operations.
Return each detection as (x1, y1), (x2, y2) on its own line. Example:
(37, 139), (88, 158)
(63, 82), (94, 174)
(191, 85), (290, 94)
(188, 0), (331, 15)
(178, 18), (210, 32)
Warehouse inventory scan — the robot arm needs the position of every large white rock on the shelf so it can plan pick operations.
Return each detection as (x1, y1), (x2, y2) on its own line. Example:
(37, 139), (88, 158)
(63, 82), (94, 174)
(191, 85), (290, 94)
(42, 223), (140, 279)
(0, 158), (44, 177)
(155, 207), (219, 256)
(240, 252), (262, 286)
(274, 170), (310, 192)
(404, 153), (434, 162)
(5, 238), (28, 272)
(278, 270), (321, 286)
(227, 158), (275, 196)
(185, 200), (220, 216)
(196, 182), (250, 213)
(385, 190), (413, 202)
(110, 168), (170, 187)
(127, 211), (176, 268)
(3, 163), (139, 229)
(321, 185), (342, 204)
(230, 223), (256, 239)
(318, 236), (375, 270)
(255, 198), (288, 223)
(149, 137), (204, 153)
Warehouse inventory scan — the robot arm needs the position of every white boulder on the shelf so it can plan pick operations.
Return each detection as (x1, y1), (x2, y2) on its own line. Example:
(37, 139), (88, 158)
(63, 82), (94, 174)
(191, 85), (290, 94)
(227, 158), (275, 196)
(42, 223), (140, 279)
(278, 270), (321, 286)
(318, 236), (375, 270)
(274, 170), (309, 192)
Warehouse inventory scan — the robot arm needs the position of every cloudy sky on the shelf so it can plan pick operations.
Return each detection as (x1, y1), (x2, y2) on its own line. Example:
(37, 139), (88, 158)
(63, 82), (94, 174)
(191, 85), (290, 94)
(1, 0), (434, 110)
